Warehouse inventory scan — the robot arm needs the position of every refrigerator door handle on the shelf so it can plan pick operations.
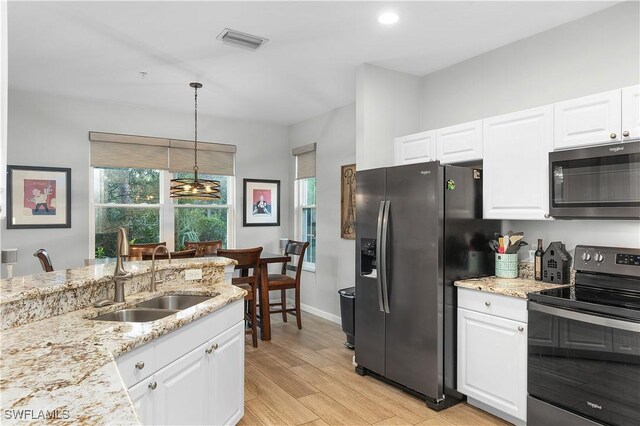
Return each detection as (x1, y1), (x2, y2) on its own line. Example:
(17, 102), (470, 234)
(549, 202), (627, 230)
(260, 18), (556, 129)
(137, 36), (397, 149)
(375, 200), (385, 312)
(381, 200), (391, 314)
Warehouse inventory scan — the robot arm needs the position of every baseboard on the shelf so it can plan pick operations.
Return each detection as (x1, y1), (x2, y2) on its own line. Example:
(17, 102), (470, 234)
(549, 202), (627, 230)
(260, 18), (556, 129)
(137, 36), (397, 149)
(299, 301), (342, 325)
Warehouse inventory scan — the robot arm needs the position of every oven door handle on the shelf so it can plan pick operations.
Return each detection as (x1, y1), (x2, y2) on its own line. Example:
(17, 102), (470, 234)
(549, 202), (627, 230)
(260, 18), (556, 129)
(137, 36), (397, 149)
(529, 303), (640, 333)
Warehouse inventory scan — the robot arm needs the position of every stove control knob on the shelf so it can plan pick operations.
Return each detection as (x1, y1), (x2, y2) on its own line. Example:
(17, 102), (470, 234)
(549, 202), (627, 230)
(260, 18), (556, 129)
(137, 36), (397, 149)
(594, 253), (604, 263)
(582, 252), (591, 262)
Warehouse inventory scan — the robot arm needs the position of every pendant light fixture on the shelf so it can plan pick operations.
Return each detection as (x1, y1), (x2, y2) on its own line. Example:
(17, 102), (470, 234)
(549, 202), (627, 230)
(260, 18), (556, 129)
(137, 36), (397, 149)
(170, 82), (221, 200)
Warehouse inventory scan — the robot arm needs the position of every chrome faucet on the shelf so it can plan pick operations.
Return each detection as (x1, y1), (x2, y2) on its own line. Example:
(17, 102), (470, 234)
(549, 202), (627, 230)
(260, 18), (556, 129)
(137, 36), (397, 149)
(150, 245), (171, 292)
(113, 227), (133, 302)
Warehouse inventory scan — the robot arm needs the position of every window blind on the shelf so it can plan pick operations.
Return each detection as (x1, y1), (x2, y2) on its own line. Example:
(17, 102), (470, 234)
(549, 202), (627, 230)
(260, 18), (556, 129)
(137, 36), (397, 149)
(89, 132), (236, 175)
(293, 142), (316, 179)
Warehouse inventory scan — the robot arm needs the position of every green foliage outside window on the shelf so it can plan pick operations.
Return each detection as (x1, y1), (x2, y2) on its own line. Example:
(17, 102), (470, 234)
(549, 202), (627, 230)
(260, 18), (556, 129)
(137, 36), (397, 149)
(94, 168), (230, 258)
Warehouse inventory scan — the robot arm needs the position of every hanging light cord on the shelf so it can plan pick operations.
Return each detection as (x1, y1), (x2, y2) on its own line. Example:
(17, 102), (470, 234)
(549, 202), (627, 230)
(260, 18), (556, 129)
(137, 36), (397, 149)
(193, 84), (199, 176)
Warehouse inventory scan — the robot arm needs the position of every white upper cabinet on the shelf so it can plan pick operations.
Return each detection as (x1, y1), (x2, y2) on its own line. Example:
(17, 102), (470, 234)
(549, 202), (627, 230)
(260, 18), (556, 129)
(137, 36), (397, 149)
(553, 89), (622, 150)
(622, 85), (640, 141)
(483, 105), (553, 220)
(436, 120), (483, 164)
(394, 130), (436, 165)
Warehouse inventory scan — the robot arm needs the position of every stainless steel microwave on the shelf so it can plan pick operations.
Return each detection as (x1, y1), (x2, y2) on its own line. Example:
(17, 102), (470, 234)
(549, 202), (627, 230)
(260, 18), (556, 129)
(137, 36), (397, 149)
(549, 140), (640, 219)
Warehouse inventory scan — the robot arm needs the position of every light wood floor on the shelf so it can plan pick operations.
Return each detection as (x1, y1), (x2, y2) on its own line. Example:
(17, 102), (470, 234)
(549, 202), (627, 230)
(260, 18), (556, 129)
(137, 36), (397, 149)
(239, 312), (510, 426)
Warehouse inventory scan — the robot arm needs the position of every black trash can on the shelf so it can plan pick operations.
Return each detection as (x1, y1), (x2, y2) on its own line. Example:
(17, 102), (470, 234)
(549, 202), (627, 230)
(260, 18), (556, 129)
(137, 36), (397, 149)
(338, 286), (356, 349)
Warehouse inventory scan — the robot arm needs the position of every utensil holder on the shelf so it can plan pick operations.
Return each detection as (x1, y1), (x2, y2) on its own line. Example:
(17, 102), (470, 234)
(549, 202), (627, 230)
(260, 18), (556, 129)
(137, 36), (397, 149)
(495, 253), (518, 278)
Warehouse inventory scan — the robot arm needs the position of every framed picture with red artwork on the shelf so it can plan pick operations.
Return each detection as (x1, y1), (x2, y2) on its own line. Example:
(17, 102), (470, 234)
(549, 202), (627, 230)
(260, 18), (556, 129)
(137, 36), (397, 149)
(242, 178), (280, 227)
(6, 165), (71, 229)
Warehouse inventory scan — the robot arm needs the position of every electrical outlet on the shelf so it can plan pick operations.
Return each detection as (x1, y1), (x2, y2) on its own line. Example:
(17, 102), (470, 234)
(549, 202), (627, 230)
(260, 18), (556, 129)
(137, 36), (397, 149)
(185, 268), (203, 281)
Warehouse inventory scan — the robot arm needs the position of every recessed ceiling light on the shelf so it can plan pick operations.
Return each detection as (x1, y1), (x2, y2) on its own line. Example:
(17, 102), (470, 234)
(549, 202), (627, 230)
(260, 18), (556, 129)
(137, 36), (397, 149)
(378, 12), (399, 25)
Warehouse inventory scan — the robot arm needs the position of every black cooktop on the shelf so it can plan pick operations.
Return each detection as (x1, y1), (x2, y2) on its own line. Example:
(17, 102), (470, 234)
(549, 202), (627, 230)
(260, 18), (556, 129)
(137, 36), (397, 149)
(529, 285), (640, 323)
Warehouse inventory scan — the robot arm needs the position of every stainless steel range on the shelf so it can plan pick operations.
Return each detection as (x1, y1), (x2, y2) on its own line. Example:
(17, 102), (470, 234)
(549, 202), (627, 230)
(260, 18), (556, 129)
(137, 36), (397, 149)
(527, 245), (640, 426)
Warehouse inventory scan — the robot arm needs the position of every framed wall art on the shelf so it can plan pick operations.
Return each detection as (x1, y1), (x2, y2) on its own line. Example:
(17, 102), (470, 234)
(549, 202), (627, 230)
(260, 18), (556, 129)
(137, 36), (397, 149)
(6, 165), (72, 229)
(341, 163), (356, 239)
(243, 178), (280, 227)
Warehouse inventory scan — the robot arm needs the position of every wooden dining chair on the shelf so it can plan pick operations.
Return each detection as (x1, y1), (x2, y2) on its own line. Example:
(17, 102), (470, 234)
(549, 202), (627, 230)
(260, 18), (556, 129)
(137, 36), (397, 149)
(141, 249), (196, 260)
(184, 240), (223, 257)
(217, 247), (263, 347)
(267, 241), (309, 329)
(128, 242), (166, 260)
(33, 249), (54, 272)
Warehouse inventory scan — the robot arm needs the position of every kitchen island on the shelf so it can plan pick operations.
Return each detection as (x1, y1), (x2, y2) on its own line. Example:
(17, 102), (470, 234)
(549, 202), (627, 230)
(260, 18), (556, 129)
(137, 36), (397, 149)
(0, 258), (245, 424)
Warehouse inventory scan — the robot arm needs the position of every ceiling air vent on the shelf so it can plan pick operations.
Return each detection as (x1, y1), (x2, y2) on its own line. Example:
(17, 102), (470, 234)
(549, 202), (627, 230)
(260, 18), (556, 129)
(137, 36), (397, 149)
(216, 28), (268, 51)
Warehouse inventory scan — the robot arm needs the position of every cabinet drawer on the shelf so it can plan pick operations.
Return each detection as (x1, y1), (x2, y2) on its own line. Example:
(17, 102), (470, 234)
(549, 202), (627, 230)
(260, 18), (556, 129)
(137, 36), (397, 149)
(458, 288), (527, 323)
(155, 300), (243, 368)
(117, 341), (156, 388)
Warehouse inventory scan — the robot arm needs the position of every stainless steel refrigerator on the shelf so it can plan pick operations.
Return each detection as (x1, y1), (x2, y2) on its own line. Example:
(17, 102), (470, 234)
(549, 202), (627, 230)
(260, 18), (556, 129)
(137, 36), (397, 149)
(355, 161), (499, 410)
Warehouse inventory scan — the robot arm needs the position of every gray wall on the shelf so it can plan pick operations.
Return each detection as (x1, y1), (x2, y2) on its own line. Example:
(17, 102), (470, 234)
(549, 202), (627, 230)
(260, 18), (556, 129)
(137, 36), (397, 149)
(418, 1), (640, 255)
(420, 1), (640, 130)
(289, 103), (356, 322)
(2, 89), (290, 277)
(356, 64), (421, 170)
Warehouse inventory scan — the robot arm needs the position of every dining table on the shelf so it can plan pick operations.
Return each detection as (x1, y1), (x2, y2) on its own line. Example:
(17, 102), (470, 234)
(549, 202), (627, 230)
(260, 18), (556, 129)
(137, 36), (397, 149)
(256, 251), (291, 341)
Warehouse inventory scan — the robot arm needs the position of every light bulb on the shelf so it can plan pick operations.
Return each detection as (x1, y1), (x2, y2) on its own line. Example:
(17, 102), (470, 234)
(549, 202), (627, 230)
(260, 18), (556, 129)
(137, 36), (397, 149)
(378, 12), (399, 25)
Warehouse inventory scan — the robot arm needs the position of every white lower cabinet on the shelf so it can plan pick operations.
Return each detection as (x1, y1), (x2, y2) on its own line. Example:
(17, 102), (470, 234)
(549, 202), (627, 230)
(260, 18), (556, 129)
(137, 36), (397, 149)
(154, 340), (210, 425)
(129, 379), (155, 425)
(210, 321), (245, 425)
(457, 289), (527, 425)
(117, 300), (244, 425)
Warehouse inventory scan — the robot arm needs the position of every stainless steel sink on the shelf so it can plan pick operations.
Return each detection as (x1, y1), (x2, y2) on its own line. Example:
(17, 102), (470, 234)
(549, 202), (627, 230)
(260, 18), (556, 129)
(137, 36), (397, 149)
(93, 308), (179, 322)
(135, 294), (214, 310)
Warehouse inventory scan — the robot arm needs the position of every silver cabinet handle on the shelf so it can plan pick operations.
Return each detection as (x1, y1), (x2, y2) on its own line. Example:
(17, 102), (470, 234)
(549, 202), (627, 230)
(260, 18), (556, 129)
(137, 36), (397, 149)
(205, 343), (219, 354)
(148, 381), (157, 390)
(518, 326), (524, 332)
(623, 130), (630, 137)
(485, 301), (491, 307)
(135, 361), (145, 370)
(544, 213), (551, 219)
(610, 132), (617, 139)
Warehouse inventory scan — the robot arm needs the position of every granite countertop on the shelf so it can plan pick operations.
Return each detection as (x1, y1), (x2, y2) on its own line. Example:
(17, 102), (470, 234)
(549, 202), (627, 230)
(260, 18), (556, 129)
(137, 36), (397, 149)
(455, 276), (571, 299)
(0, 265), (245, 424)
(0, 257), (234, 304)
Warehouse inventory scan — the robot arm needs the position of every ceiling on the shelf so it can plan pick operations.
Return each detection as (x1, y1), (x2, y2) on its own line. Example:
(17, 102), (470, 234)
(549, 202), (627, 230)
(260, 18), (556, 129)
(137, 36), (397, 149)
(8, 1), (617, 125)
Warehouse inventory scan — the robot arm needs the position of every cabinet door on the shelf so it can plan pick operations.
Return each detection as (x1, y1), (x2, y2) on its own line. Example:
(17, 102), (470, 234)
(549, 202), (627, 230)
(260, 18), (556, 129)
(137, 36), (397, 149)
(554, 89), (622, 149)
(209, 321), (245, 426)
(394, 130), (436, 165)
(457, 308), (527, 422)
(154, 342), (210, 425)
(436, 120), (482, 164)
(483, 105), (553, 219)
(128, 379), (155, 425)
(622, 85), (640, 141)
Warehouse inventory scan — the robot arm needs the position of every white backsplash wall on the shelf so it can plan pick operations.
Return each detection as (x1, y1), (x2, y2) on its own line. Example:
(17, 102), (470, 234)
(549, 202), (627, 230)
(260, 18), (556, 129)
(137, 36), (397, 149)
(2, 89), (291, 277)
(288, 103), (356, 322)
(505, 220), (640, 263)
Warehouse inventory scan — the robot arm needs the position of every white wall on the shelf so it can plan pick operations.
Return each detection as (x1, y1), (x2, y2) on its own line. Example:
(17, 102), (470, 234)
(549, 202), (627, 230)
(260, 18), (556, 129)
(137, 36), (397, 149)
(420, 1), (640, 130)
(356, 64), (421, 171)
(289, 103), (356, 322)
(2, 90), (290, 276)
(507, 220), (640, 262)
(417, 1), (640, 254)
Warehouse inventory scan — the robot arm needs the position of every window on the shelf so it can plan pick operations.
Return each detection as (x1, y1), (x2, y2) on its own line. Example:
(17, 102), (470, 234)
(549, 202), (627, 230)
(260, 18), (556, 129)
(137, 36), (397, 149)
(297, 177), (316, 270)
(92, 167), (233, 258)
(173, 173), (230, 250)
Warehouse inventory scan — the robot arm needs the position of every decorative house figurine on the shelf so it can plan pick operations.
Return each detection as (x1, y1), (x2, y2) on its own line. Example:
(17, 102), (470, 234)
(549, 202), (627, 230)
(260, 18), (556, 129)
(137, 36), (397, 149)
(542, 241), (572, 284)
